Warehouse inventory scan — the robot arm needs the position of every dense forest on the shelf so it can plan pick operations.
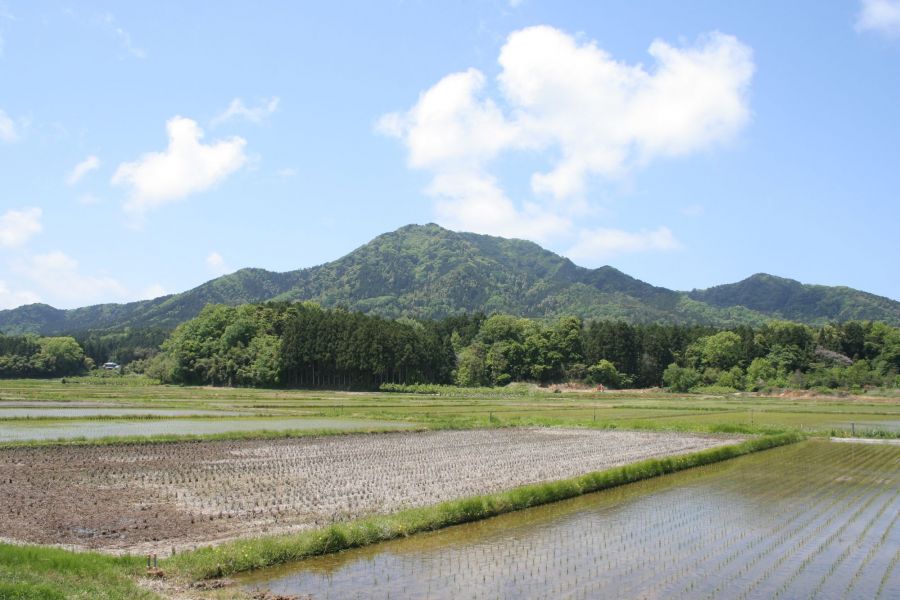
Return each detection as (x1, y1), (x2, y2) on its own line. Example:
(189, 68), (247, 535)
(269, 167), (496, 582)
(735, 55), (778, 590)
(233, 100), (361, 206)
(0, 334), (91, 378)
(2, 302), (898, 392)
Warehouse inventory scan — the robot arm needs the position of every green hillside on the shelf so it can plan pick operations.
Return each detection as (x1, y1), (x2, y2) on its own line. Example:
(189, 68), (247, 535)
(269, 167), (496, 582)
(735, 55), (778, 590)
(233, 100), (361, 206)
(0, 224), (898, 334)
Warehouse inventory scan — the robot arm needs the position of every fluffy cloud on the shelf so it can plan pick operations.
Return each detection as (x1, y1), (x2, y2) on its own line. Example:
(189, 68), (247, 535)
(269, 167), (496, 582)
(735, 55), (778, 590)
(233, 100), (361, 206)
(140, 283), (167, 300)
(66, 155), (101, 185)
(112, 117), (247, 215)
(0, 207), (42, 247)
(0, 109), (18, 143)
(567, 226), (682, 262)
(379, 26), (753, 253)
(0, 281), (40, 310)
(206, 251), (230, 275)
(857, 0), (900, 36)
(212, 97), (280, 127)
(12, 251), (128, 306)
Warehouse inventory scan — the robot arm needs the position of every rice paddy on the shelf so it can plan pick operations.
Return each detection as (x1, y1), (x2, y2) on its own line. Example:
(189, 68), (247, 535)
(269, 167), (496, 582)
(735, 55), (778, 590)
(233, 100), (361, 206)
(0, 379), (897, 599)
(242, 440), (900, 600)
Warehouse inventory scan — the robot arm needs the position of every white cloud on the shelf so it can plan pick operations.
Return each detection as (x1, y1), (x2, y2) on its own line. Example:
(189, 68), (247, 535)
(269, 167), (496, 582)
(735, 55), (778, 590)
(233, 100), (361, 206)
(378, 26), (753, 254)
(857, 0), (900, 37)
(77, 193), (103, 206)
(276, 167), (297, 178)
(12, 251), (128, 307)
(567, 226), (682, 262)
(140, 283), (167, 299)
(0, 108), (18, 142)
(212, 97), (280, 127)
(681, 204), (705, 217)
(429, 171), (571, 241)
(0, 207), (42, 247)
(112, 117), (248, 215)
(100, 12), (146, 59)
(0, 281), (40, 310)
(206, 251), (230, 275)
(66, 155), (101, 185)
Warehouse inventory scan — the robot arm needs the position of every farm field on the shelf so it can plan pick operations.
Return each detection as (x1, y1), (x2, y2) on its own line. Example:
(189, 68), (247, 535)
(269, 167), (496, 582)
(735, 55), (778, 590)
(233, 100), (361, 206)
(1, 379), (899, 444)
(243, 440), (900, 600)
(0, 428), (738, 553)
(0, 379), (897, 599)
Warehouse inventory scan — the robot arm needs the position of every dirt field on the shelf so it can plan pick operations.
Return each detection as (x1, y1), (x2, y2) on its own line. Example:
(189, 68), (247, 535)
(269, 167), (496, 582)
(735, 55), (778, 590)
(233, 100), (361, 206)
(0, 428), (742, 553)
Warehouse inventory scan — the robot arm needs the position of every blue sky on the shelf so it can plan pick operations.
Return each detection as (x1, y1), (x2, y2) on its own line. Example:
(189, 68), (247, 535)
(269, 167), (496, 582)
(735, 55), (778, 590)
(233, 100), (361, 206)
(1, 0), (899, 310)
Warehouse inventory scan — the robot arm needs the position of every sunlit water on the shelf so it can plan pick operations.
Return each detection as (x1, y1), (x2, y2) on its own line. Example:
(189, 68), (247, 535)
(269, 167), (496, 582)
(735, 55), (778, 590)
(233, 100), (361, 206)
(243, 441), (899, 600)
(0, 407), (248, 418)
(0, 417), (414, 441)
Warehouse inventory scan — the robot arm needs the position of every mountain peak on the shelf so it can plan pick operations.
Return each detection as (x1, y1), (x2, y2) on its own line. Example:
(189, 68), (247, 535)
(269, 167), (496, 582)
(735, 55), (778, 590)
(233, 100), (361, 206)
(1, 225), (898, 334)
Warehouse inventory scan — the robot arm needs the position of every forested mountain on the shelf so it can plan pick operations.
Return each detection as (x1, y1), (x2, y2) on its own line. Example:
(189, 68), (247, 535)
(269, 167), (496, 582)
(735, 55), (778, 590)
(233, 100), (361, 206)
(688, 273), (900, 324)
(1, 224), (898, 334)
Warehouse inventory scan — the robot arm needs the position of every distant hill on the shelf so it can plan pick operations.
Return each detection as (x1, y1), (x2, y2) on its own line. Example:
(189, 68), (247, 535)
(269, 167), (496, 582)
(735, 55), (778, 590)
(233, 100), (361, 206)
(687, 273), (900, 324)
(1, 224), (898, 334)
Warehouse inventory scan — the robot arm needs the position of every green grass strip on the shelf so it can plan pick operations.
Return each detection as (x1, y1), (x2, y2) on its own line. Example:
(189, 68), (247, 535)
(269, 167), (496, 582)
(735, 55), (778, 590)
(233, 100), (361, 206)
(168, 431), (803, 580)
(0, 544), (155, 600)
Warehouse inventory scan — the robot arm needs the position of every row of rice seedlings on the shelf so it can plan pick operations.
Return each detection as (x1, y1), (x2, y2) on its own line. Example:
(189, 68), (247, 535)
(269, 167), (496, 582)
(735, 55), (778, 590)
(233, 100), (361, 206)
(842, 506), (900, 598)
(735, 444), (899, 600)
(623, 442), (884, 599)
(712, 444), (891, 598)
(810, 486), (900, 598)
(581, 442), (848, 598)
(120, 429), (728, 524)
(635, 443), (860, 599)
(771, 480), (895, 597)
(875, 546), (899, 599)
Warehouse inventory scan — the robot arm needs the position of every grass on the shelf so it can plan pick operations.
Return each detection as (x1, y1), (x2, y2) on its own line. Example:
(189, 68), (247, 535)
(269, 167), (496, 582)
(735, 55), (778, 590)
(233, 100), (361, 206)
(166, 431), (803, 580)
(0, 544), (157, 600)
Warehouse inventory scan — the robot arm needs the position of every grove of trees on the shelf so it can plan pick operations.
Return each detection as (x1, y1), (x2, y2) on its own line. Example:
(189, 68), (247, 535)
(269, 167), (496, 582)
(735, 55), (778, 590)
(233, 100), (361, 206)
(3, 302), (898, 393)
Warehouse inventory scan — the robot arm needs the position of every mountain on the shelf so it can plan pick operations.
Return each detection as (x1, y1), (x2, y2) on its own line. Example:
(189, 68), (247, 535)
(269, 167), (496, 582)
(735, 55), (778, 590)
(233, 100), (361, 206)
(1, 224), (898, 334)
(687, 273), (900, 324)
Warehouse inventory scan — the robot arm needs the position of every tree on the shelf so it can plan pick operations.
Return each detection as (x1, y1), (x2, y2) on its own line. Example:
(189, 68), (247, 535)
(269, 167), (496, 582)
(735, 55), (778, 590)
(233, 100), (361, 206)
(38, 337), (86, 376)
(688, 331), (743, 370)
(746, 357), (776, 389)
(663, 364), (702, 392)
(455, 343), (488, 387)
(587, 360), (621, 388)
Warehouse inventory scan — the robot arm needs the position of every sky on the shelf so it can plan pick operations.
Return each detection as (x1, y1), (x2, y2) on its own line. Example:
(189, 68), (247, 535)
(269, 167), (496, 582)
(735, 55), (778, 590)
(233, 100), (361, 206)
(1, 0), (899, 310)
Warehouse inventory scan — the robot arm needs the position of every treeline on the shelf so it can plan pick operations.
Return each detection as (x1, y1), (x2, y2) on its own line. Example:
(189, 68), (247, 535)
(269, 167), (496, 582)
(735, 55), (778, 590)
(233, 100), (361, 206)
(0, 334), (91, 378)
(147, 303), (453, 388)
(4, 302), (899, 392)
(663, 320), (900, 392)
(143, 303), (899, 392)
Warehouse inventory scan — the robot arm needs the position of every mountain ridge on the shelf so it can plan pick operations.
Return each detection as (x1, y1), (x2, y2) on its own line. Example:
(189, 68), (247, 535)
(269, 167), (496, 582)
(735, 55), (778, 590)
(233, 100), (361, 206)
(1, 224), (898, 334)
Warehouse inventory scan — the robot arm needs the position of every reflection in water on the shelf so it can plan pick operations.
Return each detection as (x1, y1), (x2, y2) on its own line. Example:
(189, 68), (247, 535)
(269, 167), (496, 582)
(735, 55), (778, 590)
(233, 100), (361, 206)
(243, 441), (900, 599)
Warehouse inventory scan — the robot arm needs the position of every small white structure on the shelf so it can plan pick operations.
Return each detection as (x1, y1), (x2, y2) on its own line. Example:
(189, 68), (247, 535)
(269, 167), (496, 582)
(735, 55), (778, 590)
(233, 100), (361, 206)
(102, 362), (119, 370)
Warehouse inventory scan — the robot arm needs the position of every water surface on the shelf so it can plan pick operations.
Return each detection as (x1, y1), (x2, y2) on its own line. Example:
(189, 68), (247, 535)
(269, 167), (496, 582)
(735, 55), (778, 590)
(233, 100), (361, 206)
(0, 417), (415, 441)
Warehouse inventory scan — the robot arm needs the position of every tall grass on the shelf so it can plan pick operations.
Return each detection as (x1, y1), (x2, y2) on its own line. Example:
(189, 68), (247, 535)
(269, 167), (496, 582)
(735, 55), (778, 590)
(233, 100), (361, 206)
(168, 432), (803, 580)
(0, 544), (155, 600)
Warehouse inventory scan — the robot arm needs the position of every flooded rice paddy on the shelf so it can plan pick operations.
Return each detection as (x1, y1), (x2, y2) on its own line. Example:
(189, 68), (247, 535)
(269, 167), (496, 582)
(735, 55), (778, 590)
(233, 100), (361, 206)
(0, 417), (414, 442)
(244, 440), (899, 600)
(0, 407), (249, 418)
